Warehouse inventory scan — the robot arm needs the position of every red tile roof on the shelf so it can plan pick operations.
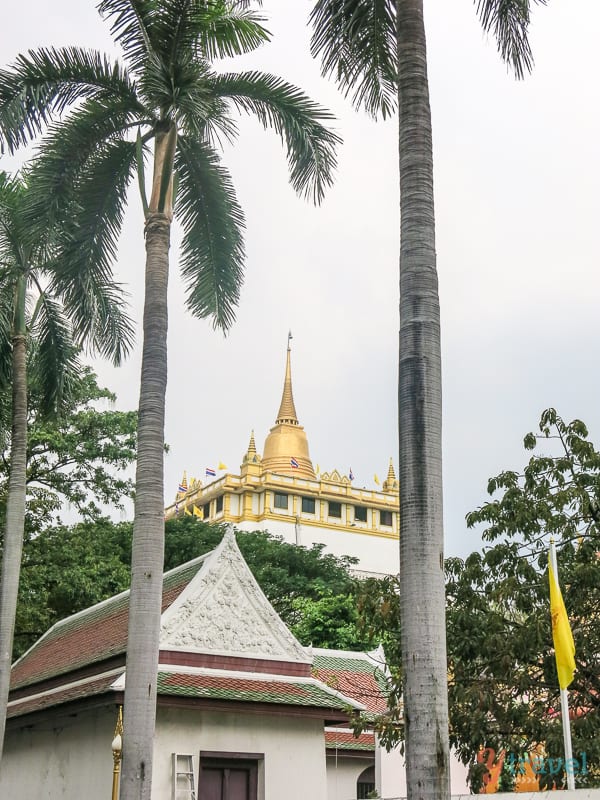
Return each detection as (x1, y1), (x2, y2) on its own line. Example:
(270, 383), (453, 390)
(10, 557), (206, 691)
(156, 671), (359, 711)
(7, 673), (119, 719)
(312, 652), (388, 714)
(325, 729), (375, 751)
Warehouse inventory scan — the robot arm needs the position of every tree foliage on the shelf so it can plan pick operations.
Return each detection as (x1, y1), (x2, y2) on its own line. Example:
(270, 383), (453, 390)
(351, 410), (600, 790)
(13, 516), (372, 659)
(447, 409), (600, 789)
(0, 366), (136, 536)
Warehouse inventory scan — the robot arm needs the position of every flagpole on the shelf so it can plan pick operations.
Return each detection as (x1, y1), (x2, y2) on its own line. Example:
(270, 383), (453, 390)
(549, 540), (575, 791)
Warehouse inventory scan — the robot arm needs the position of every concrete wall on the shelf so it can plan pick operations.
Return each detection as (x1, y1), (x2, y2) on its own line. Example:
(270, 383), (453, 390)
(377, 742), (470, 799)
(154, 705), (328, 800)
(0, 706), (116, 800)
(326, 753), (373, 800)
(236, 518), (399, 576)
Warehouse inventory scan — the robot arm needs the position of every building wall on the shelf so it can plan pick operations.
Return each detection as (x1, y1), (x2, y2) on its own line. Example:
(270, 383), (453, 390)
(0, 706), (116, 800)
(326, 754), (373, 800)
(154, 706), (328, 800)
(235, 518), (399, 576)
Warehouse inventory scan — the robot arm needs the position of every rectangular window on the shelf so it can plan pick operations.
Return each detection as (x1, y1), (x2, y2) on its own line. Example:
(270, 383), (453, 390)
(301, 496), (316, 514)
(274, 492), (289, 510)
(328, 501), (342, 519)
(380, 509), (393, 527)
(215, 495), (224, 514)
(203, 502), (211, 520)
(354, 505), (368, 523)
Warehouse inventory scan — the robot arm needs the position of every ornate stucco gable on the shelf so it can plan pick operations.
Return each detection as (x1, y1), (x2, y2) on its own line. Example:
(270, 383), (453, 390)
(159, 526), (311, 664)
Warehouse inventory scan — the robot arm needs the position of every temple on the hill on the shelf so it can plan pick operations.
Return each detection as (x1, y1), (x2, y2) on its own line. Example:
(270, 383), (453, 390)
(165, 341), (400, 575)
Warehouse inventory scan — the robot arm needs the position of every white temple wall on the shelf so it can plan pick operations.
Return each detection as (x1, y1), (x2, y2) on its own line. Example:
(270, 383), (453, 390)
(326, 754), (373, 800)
(235, 518), (399, 576)
(0, 706), (115, 800)
(155, 705), (328, 800)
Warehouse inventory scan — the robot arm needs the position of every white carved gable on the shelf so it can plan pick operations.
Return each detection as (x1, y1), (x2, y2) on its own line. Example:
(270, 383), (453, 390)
(160, 527), (311, 663)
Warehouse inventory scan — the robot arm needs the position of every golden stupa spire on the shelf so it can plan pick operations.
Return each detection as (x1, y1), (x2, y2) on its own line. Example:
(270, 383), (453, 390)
(275, 330), (299, 426)
(247, 429), (257, 456)
(383, 457), (399, 492)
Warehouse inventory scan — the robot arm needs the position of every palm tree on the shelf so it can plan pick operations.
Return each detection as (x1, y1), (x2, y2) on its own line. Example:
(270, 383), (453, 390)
(308, 1), (544, 798)
(0, 3), (339, 796)
(0, 171), (133, 756)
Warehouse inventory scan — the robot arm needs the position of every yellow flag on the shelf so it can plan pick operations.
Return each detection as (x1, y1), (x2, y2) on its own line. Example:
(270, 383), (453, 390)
(218, 461), (227, 470)
(315, 463), (320, 476)
(549, 558), (575, 690)
(374, 473), (380, 486)
(193, 505), (203, 519)
(184, 506), (192, 517)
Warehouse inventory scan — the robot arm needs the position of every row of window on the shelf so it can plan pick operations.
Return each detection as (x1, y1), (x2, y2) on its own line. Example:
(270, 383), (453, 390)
(274, 492), (394, 527)
(201, 492), (394, 527)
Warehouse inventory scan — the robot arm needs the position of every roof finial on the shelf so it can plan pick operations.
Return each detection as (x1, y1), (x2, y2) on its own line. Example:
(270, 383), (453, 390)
(276, 336), (299, 425)
(247, 429), (256, 455)
(288, 329), (293, 350)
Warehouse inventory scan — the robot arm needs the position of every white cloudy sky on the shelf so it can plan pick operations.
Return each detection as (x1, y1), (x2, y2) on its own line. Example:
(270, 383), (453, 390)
(2, 1), (599, 558)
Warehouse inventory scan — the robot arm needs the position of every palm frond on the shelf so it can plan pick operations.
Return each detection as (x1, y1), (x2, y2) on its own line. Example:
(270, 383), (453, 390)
(97, 0), (155, 74)
(475, 0), (547, 79)
(153, 0), (270, 65)
(29, 292), (81, 417)
(175, 135), (245, 331)
(23, 97), (144, 238)
(0, 47), (139, 153)
(46, 138), (137, 364)
(211, 71), (341, 204)
(309, 0), (396, 120)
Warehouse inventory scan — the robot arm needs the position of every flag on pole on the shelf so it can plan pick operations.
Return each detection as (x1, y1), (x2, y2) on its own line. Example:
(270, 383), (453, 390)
(315, 464), (320, 476)
(178, 471), (188, 494)
(290, 457), (299, 469)
(218, 461), (227, 470)
(175, 501), (179, 515)
(549, 554), (576, 690)
(374, 473), (380, 486)
(205, 467), (216, 478)
(193, 505), (203, 519)
(349, 468), (354, 481)
(184, 507), (192, 517)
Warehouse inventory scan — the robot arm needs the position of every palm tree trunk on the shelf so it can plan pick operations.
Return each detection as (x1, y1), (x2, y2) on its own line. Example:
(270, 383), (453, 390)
(0, 275), (28, 758)
(397, 1), (450, 798)
(120, 209), (170, 800)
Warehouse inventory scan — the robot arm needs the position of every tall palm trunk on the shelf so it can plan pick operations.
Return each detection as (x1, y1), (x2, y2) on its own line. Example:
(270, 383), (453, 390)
(121, 128), (174, 800)
(0, 274), (28, 757)
(397, 1), (450, 798)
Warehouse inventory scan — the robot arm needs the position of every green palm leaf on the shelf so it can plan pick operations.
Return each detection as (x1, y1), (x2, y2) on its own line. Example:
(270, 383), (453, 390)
(211, 71), (341, 203)
(475, 0), (547, 79)
(0, 47), (139, 153)
(153, 0), (270, 64)
(175, 135), (245, 331)
(97, 0), (155, 75)
(29, 292), (81, 418)
(309, 0), (397, 119)
(23, 97), (144, 236)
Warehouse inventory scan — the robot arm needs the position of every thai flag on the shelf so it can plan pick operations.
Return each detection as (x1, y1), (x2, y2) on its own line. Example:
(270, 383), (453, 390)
(205, 467), (216, 477)
(290, 457), (299, 469)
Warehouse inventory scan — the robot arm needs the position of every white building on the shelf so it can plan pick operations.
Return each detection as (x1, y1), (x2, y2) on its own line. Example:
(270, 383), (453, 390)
(3, 528), (412, 800)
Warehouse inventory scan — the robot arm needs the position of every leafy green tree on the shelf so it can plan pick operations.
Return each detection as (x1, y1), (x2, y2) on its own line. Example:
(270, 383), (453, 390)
(446, 409), (600, 790)
(0, 3), (339, 792)
(14, 516), (368, 657)
(0, 366), (137, 535)
(0, 172), (132, 755)
(15, 518), (133, 657)
(307, 2), (547, 796)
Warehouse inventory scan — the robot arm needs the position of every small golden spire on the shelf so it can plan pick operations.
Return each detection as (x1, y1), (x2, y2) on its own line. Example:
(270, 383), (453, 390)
(383, 458), (399, 493)
(247, 429), (256, 456)
(386, 458), (396, 482)
(275, 332), (299, 426)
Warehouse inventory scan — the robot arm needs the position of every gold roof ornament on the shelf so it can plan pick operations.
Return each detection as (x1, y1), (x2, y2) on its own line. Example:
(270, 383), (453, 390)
(262, 335), (316, 480)
(243, 430), (260, 464)
(382, 458), (399, 493)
